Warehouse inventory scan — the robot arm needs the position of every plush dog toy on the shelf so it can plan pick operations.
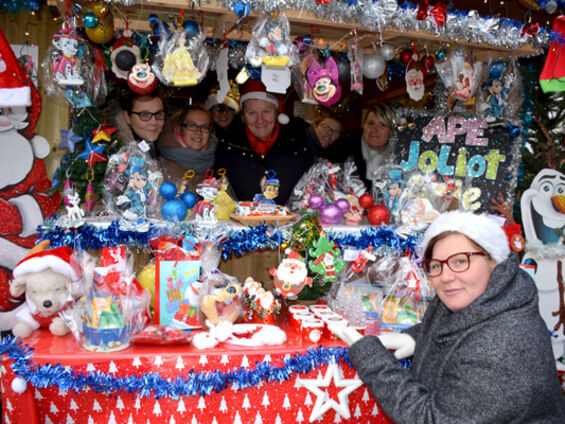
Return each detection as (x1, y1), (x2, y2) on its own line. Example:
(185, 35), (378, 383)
(198, 275), (243, 329)
(10, 245), (81, 338)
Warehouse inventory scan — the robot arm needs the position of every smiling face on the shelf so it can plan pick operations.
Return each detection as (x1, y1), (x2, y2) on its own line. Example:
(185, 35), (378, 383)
(313, 77), (337, 103)
(131, 172), (147, 190)
(180, 109), (212, 150)
(362, 112), (391, 151)
(243, 99), (277, 141)
(314, 118), (341, 148)
(123, 96), (165, 142)
(211, 104), (236, 128)
(428, 233), (496, 313)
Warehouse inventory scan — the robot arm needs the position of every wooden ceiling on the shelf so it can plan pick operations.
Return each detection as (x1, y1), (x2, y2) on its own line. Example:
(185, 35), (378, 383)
(46, 0), (551, 58)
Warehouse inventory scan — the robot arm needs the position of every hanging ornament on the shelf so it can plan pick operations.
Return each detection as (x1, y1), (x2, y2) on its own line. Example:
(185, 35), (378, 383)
(348, 35), (363, 95)
(376, 64), (388, 91)
(540, 16), (565, 92)
(435, 45), (448, 62)
(546, 0), (558, 14)
(63, 177), (74, 207)
(84, 2), (115, 44)
(110, 29), (140, 80)
(362, 52), (385, 79)
(183, 20), (199, 38)
(270, 250), (313, 298)
(308, 233), (345, 282)
(307, 56), (342, 106)
(379, 44), (395, 61)
(82, 12), (99, 29)
(85, 168), (96, 212)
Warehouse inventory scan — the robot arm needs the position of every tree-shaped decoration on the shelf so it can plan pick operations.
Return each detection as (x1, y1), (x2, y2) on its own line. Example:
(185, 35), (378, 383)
(308, 233), (344, 282)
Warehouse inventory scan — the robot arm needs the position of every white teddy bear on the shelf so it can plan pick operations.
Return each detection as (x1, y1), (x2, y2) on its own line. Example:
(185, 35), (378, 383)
(9, 245), (81, 338)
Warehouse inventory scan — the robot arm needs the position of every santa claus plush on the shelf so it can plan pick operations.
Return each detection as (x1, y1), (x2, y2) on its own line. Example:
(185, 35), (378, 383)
(0, 28), (60, 330)
(270, 250), (312, 298)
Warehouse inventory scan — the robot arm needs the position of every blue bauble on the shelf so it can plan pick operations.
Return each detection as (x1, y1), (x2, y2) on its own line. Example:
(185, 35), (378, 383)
(303, 35), (311, 46)
(148, 13), (160, 27)
(183, 20), (199, 37)
(82, 12), (99, 29)
(181, 191), (198, 209)
(489, 61), (506, 79)
(159, 181), (178, 200)
(232, 1), (250, 18)
(508, 124), (520, 139)
(161, 199), (188, 222)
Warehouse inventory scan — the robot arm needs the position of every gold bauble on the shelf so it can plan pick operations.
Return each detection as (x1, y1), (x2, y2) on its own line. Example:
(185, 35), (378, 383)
(85, 2), (115, 44)
(138, 263), (156, 310)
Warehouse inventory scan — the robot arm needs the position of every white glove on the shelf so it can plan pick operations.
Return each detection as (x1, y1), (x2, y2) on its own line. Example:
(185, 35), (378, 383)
(377, 333), (416, 359)
(327, 324), (364, 346)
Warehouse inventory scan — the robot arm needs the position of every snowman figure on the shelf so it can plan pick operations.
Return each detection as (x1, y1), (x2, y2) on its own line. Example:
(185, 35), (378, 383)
(520, 168), (565, 364)
(0, 28), (60, 330)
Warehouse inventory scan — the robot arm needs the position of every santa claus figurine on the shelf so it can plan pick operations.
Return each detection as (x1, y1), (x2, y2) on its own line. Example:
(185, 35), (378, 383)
(405, 62), (425, 101)
(270, 250), (312, 298)
(0, 28), (60, 330)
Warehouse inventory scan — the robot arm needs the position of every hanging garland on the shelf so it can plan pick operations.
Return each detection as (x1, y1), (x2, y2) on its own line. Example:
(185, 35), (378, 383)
(37, 219), (418, 259)
(0, 336), (411, 399)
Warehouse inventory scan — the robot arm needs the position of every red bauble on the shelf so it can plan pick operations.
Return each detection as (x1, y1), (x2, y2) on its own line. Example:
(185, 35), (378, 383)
(423, 55), (435, 72)
(399, 49), (413, 65)
(367, 204), (391, 226)
(358, 193), (375, 210)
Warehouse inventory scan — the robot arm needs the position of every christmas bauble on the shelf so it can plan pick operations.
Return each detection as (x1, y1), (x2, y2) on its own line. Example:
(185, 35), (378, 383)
(379, 44), (395, 61)
(183, 20), (199, 38)
(367, 204), (391, 226)
(159, 181), (178, 200)
(435, 46), (448, 62)
(308, 193), (324, 210)
(181, 191), (198, 208)
(232, 1), (251, 18)
(82, 12), (99, 29)
(362, 53), (386, 79)
(489, 61), (506, 79)
(161, 199), (188, 222)
(337, 57), (351, 80)
(138, 263), (156, 309)
(358, 193), (375, 210)
(335, 198), (350, 214)
(423, 55), (435, 72)
(546, 0), (558, 14)
(399, 49), (413, 65)
(293, 36), (308, 54)
(319, 203), (343, 225)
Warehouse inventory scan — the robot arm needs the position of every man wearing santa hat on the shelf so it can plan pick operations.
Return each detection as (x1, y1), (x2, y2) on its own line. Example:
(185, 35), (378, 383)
(214, 79), (316, 204)
(0, 28), (60, 331)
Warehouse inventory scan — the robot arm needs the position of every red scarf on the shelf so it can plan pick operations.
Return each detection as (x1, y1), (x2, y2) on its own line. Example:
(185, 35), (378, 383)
(246, 122), (280, 155)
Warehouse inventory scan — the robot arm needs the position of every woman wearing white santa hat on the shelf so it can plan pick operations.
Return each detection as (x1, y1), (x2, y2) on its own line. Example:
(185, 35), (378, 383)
(331, 211), (565, 423)
(214, 79), (316, 204)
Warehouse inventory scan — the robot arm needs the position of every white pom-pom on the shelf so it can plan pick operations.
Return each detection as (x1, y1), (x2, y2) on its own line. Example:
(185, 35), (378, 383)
(11, 377), (27, 394)
(278, 113), (290, 125)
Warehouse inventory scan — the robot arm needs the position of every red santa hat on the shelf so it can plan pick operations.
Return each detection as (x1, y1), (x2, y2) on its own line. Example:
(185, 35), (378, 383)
(13, 246), (81, 281)
(0, 27), (41, 138)
(239, 79), (289, 125)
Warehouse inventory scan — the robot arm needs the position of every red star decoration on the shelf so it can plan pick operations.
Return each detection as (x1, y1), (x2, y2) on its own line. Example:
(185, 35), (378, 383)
(86, 152), (107, 167)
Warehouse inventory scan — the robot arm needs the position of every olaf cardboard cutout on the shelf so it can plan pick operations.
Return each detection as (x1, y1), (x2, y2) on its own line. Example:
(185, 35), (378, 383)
(520, 168), (565, 361)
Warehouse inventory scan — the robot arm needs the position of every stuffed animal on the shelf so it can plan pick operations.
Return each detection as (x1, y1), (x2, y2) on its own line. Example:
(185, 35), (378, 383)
(198, 274), (243, 328)
(9, 245), (81, 338)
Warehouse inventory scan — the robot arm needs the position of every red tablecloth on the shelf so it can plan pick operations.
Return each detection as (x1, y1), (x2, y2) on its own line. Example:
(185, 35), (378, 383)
(1, 327), (394, 424)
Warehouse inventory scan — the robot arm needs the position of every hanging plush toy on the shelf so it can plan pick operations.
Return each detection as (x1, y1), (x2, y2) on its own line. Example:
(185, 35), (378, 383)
(51, 25), (85, 87)
(246, 13), (296, 68)
(127, 62), (158, 95)
(306, 56), (342, 106)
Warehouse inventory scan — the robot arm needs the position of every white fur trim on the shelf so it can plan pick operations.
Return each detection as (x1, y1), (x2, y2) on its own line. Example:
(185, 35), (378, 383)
(13, 255), (79, 281)
(240, 92), (278, 109)
(420, 211), (510, 264)
(0, 87), (31, 107)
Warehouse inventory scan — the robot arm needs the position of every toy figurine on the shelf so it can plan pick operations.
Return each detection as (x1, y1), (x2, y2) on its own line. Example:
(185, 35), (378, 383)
(384, 169), (405, 215)
(161, 33), (201, 86)
(482, 76), (508, 122)
(51, 26), (84, 86)
(116, 156), (152, 219)
(258, 16), (290, 67)
(253, 170), (280, 204)
(213, 176), (235, 220)
(194, 176), (219, 224)
(307, 57), (342, 106)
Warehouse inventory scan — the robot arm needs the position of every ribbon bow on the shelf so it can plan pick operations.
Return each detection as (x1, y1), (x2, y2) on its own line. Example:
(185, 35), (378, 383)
(416, 0), (447, 27)
(521, 23), (539, 38)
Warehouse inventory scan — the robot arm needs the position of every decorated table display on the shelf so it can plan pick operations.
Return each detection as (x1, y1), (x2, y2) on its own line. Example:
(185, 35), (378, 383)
(1, 327), (407, 424)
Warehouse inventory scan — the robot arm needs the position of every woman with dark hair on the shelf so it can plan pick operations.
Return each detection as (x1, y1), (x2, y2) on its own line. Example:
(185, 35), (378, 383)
(331, 211), (565, 424)
(351, 103), (396, 191)
(157, 105), (216, 189)
(306, 112), (351, 162)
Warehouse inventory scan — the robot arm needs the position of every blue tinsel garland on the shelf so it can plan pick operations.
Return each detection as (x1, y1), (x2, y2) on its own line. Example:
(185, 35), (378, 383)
(0, 336), (411, 399)
(38, 219), (418, 260)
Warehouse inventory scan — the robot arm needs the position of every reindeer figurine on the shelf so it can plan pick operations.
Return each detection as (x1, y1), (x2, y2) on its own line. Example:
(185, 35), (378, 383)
(65, 191), (85, 224)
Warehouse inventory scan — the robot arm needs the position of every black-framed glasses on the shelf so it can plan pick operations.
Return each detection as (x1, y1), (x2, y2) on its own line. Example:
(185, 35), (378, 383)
(130, 110), (165, 121)
(213, 104), (235, 113)
(182, 122), (211, 133)
(422, 252), (488, 277)
(319, 123), (341, 137)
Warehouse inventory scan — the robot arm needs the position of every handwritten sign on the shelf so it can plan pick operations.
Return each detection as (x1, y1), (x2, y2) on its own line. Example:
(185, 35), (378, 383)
(393, 114), (521, 213)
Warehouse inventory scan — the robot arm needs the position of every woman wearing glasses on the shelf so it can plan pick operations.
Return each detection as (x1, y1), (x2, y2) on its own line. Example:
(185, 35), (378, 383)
(351, 103), (396, 191)
(157, 105), (216, 187)
(306, 112), (350, 162)
(331, 211), (565, 423)
(112, 91), (166, 158)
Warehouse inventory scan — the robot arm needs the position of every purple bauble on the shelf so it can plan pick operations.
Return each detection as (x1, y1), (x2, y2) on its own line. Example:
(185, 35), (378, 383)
(308, 193), (324, 210)
(293, 36), (308, 54)
(335, 198), (350, 214)
(319, 203), (343, 225)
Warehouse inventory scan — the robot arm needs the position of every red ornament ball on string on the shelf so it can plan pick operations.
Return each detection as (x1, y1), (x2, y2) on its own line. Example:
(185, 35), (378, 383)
(399, 49), (413, 65)
(358, 193), (375, 210)
(367, 204), (391, 226)
(423, 55), (435, 73)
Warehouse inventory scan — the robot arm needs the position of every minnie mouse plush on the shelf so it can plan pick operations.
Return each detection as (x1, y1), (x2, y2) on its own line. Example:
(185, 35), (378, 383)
(306, 57), (342, 106)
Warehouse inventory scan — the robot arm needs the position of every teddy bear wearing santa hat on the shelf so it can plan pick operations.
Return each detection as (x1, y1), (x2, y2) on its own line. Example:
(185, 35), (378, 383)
(0, 28), (60, 330)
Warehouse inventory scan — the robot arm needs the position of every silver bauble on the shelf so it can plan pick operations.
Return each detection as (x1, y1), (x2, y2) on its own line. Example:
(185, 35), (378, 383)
(379, 0), (398, 13)
(362, 53), (385, 79)
(379, 44), (395, 61)
(546, 0), (558, 14)
(337, 58), (351, 81)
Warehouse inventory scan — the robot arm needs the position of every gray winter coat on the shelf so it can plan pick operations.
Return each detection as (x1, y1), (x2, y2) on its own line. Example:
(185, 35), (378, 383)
(348, 253), (565, 423)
